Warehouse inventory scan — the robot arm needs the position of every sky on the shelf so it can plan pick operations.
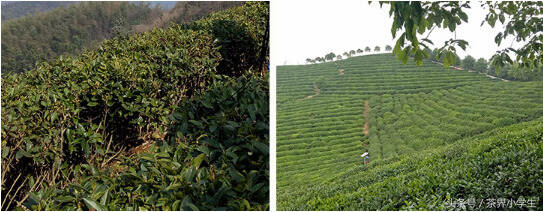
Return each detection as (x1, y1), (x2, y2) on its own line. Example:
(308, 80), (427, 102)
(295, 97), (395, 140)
(272, 1), (521, 65)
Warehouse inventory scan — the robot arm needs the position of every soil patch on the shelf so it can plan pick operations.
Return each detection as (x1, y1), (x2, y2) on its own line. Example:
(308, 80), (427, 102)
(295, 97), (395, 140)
(303, 82), (321, 100)
(363, 100), (370, 136)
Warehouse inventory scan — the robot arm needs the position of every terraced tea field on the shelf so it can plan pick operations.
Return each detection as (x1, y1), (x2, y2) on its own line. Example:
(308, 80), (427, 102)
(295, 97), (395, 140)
(276, 54), (543, 210)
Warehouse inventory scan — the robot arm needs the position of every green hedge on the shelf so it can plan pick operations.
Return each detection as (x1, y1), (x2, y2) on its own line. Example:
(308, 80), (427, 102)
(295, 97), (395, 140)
(23, 73), (269, 210)
(182, 1), (269, 76)
(1, 2), (269, 210)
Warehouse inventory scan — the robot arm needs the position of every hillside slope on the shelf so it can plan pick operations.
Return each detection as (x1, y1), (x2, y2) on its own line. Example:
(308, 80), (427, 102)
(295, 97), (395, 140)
(1, 1), (78, 21)
(1, 2), (269, 210)
(276, 54), (543, 210)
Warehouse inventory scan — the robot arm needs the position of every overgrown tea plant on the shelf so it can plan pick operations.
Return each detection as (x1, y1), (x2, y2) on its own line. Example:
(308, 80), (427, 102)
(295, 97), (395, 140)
(1, 2), (269, 210)
(276, 54), (543, 210)
(22, 73), (269, 210)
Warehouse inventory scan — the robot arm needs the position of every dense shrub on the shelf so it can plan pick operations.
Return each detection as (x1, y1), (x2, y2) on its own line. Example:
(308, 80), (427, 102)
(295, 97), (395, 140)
(22, 73), (269, 210)
(183, 2), (269, 76)
(1, 2), (269, 210)
(1, 28), (220, 209)
(305, 120), (543, 210)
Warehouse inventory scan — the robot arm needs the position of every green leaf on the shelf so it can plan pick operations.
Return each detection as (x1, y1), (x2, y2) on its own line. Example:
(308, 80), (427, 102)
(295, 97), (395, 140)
(100, 189), (108, 205)
(252, 141), (269, 155)
(83, 198), (106, 211)
(189, 120), (203, 128)
(241, 199), (251, 210)
(2, 147), (10, 159)
(87, 102), (98, 107)
(166, 183), (183, 191)
(229, 168), (245, 183)
(181, 196), (199, 211)
(458, 11), (468, 22)
(82, 140), (89, 155)
(172, 200), (182, 211)
(193, 153), (206, 169)
(414, 50), (423, 66)
(16, 150), (32, 159)
(51, 112), (58, 122)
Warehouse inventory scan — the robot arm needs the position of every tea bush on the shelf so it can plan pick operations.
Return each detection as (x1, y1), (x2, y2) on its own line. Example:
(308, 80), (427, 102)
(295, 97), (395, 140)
(276, 54), (543, 210)
(183, 1), (269, 76)
(22, 73), (269, 210)
(1, 2), (269, 210)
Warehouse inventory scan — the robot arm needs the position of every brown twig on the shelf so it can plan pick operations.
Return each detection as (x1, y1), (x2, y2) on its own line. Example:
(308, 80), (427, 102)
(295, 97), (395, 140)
(2, 172), (22, 209)
(6, 176), (28, 210)
(17, 175), (43, 210)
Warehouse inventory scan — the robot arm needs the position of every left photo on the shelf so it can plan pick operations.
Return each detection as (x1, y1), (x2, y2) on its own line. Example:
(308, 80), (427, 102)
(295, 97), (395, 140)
(1, 1), (269, 210)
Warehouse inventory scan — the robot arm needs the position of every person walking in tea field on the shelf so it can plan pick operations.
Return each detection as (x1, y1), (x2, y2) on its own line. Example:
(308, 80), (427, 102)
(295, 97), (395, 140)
(361, 152), (369, 165)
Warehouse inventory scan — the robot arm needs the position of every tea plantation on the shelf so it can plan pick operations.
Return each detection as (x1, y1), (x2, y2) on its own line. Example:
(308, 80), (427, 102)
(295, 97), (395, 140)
(1, 2), (268, 210)
(277, 54), (543, 210)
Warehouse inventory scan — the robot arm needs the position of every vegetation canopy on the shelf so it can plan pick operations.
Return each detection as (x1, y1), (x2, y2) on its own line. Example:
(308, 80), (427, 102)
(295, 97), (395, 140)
(377, 1), (543, 71)
(1, 2), (269, 210)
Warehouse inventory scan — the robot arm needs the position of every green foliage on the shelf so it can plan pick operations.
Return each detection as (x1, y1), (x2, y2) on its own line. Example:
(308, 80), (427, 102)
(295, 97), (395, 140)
(379, 1), (542, 71)
(462, 55), (476, 70)
(23, 73), (269, 210)
(385, 45), (392, 51)
(170, 2), (244, 25)
(181, 2), (269, 77)
(1, 2), (77, 21)
(277, 54), (543, 210)
(325, 52), (336, 62)
(488, 62), (543, 81)
(1, 2), (161, 74)
(1, 27), (220, 210)
(1, 2), (269, 210)
(305, 121), (543, 210)
(474, 58), (488, 72)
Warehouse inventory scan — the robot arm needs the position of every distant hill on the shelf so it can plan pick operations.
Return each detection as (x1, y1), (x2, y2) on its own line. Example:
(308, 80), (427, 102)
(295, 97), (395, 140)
(1, 2), (162, 74)
(1, 1), (78, 21)
(146, 1), (177, 10)
(1, 1), (244, 74)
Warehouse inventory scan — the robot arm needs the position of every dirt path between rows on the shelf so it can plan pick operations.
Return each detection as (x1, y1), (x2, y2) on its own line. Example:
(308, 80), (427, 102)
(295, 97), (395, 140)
(363, 100), (369, 136)
(304, 82), (321, 99)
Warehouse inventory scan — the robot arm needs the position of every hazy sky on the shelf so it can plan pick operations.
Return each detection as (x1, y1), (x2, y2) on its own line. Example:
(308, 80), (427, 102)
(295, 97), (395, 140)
(272, 1), (521, 65)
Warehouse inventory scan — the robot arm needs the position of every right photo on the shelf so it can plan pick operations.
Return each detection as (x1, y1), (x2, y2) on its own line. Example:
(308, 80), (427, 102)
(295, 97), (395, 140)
(275, 1), (543, 211)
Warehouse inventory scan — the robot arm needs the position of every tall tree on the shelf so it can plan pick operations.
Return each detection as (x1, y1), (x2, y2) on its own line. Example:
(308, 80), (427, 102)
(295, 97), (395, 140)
(315, 57), (324, 63)
(357, 48), (363, 54)
(349, 50), (356, 55)
(462, 55), (476, 70)
(325, 52), (336, 62)
(474, 58), (488, 72)
(374, 46), (381, 52)
(385, 45), (392, 51)
(365, 46), (371, 52)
